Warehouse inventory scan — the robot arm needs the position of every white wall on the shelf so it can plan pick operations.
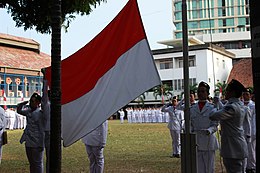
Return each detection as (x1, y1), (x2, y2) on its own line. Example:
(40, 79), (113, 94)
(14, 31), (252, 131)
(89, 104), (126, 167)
(153, 46), (233, 97)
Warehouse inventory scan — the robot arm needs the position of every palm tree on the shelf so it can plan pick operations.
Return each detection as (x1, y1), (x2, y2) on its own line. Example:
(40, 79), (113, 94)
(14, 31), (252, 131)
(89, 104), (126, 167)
(152, 84), (173, 102)
(214, 81), (227, 98)
(180, 83), (198, 99)
(136, 92), (146, 107)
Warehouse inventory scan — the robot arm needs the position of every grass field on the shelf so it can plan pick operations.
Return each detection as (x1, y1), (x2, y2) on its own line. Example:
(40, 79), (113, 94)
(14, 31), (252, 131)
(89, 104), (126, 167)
(0, 120), (225, 173)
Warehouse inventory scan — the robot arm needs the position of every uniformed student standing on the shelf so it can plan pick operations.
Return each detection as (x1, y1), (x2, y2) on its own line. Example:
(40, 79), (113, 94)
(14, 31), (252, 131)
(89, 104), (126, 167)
(161, 96), (184, 158)
(210, 79), (248, 173)
(82, 120), (108, 173)
(190, 81), (219, 173)
(42, 79), (51, 173)
(243, 89), (256, 173)
(119, 109), (125, 124)
(17, 93), (47, 173)
(0, 106), (6, 164)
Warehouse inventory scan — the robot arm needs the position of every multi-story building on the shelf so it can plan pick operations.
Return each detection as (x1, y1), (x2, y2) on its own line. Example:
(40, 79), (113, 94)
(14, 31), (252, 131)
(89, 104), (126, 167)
(159, 0), (251, 59)
(0, 33), (50, 107)
(152, 43), (234, 98)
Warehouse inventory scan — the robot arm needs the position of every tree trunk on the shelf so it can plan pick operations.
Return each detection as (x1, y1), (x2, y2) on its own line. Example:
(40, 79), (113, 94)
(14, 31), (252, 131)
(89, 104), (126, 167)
(50, 0), (62, 172)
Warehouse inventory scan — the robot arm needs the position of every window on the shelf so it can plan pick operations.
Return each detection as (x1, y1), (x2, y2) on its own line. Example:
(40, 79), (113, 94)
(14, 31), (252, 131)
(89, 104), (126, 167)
(189, 57), (196, 67)
(0, 81), (4, 90)
(226, 18), (234, 26)
(175, 12), (182, 20)
(175, 56), (196, 68)
(159, 58), (173, 70)
(9, 82), (13, 91)
(238, 17), (246, 26)
(200, 20), (214, 28)
(176, 23), (182, 30)
(188, 21), (198, 29)
(18, 83), (23, 91)
(174, 78), (197, 91)
(175, 2), (182, 11)
(222, 60), (225, 68)
(176, 33), (182, 39)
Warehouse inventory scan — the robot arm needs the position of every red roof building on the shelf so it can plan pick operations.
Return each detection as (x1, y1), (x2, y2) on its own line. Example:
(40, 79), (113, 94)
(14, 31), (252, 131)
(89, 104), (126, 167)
(0, 33), (51, 106)
(227, 58), (253, 88)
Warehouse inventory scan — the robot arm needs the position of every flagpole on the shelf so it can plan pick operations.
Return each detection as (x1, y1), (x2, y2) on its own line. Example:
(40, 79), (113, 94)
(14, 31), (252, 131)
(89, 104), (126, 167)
(249, 0), (260, 171)
(180, 0), (197, 172)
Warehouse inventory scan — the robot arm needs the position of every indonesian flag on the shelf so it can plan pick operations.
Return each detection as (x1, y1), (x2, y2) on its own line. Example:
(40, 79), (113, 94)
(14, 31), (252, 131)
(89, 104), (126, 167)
(46, 0), (161, 146)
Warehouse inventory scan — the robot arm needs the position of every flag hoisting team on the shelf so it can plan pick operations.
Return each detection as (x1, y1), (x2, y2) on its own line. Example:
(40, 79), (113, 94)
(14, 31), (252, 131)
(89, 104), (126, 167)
(120, 79), (256, 173)
(0, 78), (256, 173)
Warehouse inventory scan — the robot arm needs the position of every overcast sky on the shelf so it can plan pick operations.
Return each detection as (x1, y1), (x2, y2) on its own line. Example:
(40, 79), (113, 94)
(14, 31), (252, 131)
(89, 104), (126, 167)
(0, 0), (174, 59)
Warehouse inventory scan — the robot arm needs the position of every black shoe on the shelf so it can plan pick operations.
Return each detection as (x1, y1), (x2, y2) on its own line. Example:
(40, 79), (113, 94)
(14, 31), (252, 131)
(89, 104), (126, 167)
(246, 169), (256, 173)
(171, 154), (180, 158)
(175, 154), (181, 158)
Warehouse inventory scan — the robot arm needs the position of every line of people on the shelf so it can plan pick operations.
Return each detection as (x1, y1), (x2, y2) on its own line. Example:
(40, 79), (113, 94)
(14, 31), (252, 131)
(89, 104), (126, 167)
(124, 107), (171, 124)
(5, 108), (27, 130)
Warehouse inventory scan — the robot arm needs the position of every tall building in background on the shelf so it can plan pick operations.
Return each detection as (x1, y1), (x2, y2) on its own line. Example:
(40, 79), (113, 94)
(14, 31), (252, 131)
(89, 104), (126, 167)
(159, 0), (251, 59)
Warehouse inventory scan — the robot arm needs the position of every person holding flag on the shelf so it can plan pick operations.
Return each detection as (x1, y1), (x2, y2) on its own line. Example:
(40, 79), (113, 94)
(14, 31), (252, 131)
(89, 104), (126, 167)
(190, 81), (219, 173)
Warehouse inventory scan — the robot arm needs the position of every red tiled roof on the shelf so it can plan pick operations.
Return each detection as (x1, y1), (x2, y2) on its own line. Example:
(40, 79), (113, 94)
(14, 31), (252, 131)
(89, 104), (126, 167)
(0, 33), (39, 45)
(0, 33), (50, 70)
(227, 58), (253, 88)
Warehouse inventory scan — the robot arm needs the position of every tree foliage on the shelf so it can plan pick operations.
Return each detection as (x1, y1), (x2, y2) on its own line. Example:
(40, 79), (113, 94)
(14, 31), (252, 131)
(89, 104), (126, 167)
(0, 0), (107, 34)
(214, 81), (227, 97)
(152, 84), (173, 101)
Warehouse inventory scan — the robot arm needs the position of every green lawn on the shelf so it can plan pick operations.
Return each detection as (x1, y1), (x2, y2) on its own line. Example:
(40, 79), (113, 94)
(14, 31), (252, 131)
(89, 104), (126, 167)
(0, 120), (225, 173)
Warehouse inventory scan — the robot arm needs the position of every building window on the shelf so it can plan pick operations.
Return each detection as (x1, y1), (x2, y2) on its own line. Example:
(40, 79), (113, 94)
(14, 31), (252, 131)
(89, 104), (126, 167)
(222, 60), (225, 68)
(175, 2), (182, 11)
(174, 78), (197, 91)
(159, 58), (173, 70)
(175, 56), (196, 68)
(216, 58), (219, 67)
(226, 18), (234, 26)
(0, 81), (4, 90)
(175, 12), (182, 20)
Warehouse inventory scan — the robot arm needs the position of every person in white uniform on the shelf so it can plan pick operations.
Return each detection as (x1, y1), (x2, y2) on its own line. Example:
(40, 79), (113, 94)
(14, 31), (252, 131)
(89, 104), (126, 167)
(243, 89), (256, 173)
(161, 96), (184, 158)
(118, 109), (125, 124)
(210, 79), (248, 173)
(82, 120), (108, 173)
(0, 106), (6, 164)
(126, 107), (132, 123)
(7, 108), (16, 130)
(190, 81), (219, 173)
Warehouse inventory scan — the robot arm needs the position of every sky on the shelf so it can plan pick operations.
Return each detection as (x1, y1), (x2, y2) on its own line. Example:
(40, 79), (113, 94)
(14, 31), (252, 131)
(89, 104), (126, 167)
(0, 0), (174, 59)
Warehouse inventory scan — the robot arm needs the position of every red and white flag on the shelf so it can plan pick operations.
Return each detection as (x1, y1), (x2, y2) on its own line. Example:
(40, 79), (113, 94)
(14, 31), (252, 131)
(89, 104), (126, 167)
(46, 0), (161, 147)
